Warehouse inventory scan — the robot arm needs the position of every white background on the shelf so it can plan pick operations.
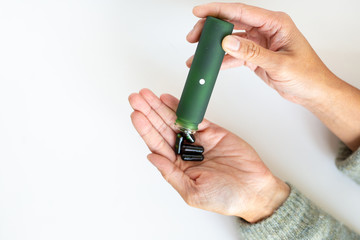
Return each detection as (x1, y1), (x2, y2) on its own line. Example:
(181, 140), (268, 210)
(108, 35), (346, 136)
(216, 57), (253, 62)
(1, 0), (360, 239)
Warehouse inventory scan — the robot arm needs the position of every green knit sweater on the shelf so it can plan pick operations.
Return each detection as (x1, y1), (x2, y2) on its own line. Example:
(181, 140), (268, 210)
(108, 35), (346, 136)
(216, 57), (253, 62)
(238, 144), (360, 239)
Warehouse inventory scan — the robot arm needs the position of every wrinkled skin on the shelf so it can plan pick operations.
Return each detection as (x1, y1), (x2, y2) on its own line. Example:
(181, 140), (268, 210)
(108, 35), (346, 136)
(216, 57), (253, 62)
(129, 89), (289, 222)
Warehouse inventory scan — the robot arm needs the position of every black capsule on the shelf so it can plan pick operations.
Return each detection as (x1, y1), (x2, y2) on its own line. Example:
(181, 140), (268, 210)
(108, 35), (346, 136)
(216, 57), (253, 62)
(181, 144), (204, 154)
(181, 132), (195, 143)
(181, 154), (204, 161)
(174, 133), (184, 155)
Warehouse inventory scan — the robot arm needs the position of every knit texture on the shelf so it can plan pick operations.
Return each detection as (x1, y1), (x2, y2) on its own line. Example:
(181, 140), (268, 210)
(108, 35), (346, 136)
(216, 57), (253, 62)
(336, 143), (360, 184)
(237, 145), (360, 239)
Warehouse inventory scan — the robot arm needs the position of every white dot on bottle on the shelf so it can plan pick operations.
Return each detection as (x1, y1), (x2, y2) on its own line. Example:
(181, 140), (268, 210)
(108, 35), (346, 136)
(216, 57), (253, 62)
(199, 79), (205, 85)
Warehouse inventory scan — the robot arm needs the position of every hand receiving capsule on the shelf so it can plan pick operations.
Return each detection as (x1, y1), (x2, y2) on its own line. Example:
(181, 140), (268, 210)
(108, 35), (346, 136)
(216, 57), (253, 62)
(129, 89), (290, 223)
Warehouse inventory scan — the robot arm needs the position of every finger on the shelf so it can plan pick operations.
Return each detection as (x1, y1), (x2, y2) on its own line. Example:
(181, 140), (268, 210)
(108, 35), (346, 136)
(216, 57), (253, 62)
(159, 94), (178, 113)
(254, 68), (274, 88)
(186, 55), (193, 68)
(160, 94), (211, 131)
(222, 35), (281, 70)
(244, 61), (258, 71)
(233, 31), (247, 38)
(193, 3), (278, 32)
(129, 92), (176, 146)
(186, 18), (206, 43)
(222, 32), (248, 70)
(221, 54), (244, 70)
(187, 54), (245, 70)
(187, 52), (245, 70)
(187, 32), (247, 69)
(245, 28), (269, 50)
(187, 18), (250, 46)
(147, 153), (193, 199)
(139, 89), (179, 132)
(131, 111), (176, 161)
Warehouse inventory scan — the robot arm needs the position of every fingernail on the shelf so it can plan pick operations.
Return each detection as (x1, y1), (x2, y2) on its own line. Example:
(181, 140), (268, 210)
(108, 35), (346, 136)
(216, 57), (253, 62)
(223, 36), (240, 51)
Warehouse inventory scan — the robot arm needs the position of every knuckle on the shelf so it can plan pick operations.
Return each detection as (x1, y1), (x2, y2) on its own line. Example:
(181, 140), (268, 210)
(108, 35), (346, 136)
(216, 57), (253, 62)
(151, 138), (166, 152)
(276, 11), (291, 21)
(241, 41), (261, 60)
(275, 11), (295, 28)
(162, 164), (176, 183)
(157, 120), (168, 135)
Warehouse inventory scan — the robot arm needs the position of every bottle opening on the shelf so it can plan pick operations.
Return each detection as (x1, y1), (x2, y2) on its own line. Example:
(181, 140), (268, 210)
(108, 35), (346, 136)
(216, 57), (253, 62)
(175, 118), (197, 134)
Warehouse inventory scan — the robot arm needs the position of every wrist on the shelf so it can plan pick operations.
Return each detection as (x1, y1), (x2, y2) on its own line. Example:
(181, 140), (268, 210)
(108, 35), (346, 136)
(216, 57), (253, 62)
(300, 74), (360, 150)
(298, 72), (345, 112)
(241, 176), (290, 223)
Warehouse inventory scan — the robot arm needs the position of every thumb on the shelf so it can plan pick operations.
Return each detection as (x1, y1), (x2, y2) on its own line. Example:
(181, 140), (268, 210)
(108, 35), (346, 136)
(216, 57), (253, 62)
(222, 35), (280, 70)
(147, 153), (191, 198)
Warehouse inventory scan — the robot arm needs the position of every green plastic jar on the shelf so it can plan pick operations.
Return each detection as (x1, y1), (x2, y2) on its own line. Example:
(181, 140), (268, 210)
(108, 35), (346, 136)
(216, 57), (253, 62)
(175, 16), (234, 133)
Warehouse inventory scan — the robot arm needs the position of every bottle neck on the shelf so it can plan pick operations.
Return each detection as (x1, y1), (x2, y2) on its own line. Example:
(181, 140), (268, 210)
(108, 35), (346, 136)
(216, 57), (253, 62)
(175, 118), (198, 133)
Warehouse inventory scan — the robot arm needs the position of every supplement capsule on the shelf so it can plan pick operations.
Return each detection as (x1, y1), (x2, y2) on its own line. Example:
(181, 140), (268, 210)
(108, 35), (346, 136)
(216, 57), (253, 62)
(181, 132), (195, 143)
(181, 154), (204, 161)
(181, 144), (204, 154)
(175, 133), (184, 155)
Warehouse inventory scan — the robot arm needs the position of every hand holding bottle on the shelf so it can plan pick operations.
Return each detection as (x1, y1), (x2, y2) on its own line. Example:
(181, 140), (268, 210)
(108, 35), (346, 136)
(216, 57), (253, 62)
(187, 3), (360, 150)
(186, 3), (337, 105)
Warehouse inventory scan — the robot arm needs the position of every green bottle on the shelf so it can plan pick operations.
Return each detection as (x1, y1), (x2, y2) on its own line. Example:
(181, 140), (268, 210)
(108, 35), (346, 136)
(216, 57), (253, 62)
(175, 16), (234, 134)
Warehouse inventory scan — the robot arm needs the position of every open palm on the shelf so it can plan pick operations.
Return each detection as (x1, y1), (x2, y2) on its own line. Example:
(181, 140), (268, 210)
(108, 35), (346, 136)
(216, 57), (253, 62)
(129, 89), (288, 222)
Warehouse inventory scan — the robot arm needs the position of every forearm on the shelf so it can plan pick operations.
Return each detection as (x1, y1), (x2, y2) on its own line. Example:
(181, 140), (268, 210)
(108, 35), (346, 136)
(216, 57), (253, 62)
(238, 184), (360, 239)
(302, 74), (360, 151)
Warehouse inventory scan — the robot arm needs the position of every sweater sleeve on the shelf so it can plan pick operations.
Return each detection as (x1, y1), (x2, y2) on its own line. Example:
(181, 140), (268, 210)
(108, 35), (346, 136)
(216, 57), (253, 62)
(237, 145), (360, 239)
(237, 184), (360, 239)
(336, 143), (360, 184)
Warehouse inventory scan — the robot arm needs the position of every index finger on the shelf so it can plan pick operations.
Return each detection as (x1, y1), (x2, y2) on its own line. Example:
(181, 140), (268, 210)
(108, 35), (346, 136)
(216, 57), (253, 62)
(193, 3), (276, 29)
